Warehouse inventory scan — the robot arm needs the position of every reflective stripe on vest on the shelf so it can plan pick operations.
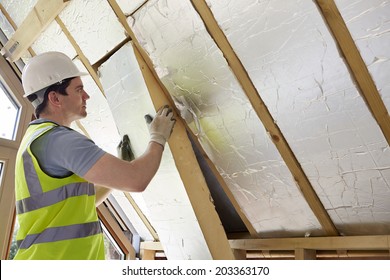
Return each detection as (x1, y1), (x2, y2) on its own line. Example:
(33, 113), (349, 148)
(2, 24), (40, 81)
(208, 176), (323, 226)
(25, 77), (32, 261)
(17, 221), (102, 249)
(16, 182), (95, 214)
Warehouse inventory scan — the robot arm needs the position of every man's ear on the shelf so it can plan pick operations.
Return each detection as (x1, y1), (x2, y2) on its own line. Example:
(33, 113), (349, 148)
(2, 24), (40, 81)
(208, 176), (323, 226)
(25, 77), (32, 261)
(47, 91), (61, 107)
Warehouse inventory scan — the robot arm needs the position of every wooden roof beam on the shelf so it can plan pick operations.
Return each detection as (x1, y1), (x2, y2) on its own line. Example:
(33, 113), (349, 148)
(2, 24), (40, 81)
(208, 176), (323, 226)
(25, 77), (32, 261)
(1, 0), (70, 62)
(315, 0), (390, 146)
(247, 250), (390, 259)
(230, 235), (390, 251)
(190, 0), (338, 236)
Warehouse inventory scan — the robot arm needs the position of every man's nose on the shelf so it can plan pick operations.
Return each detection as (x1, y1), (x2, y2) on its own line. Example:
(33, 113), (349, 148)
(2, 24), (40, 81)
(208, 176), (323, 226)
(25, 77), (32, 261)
(83, 91), (90, 100)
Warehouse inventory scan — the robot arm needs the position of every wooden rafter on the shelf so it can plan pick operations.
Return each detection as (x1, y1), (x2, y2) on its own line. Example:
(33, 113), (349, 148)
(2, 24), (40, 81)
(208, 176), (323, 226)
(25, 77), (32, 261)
(315, 0), (390, 146)
(190, 0), (338, 236)
(0, 0), (70, 62)
(133, 44), (235, 260)
(107, 0), (258, 238)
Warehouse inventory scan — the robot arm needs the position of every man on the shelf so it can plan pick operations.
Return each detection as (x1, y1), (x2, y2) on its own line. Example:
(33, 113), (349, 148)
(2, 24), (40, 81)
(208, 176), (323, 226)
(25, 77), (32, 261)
(14, 51), (176, 260)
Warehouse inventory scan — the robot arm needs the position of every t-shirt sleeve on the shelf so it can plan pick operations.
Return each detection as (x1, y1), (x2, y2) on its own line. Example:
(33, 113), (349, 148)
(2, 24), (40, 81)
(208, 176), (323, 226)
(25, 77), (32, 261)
(37, 126), (106, 177)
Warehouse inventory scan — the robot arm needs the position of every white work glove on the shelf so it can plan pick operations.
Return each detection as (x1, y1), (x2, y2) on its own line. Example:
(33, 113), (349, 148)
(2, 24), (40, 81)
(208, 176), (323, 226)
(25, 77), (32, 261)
(145, 105), (176, 148)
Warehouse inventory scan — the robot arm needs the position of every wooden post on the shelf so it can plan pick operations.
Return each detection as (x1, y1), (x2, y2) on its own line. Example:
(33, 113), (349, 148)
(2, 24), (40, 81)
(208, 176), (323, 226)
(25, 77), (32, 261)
(295, 248), (317, 260)
(232, 249), (247, 260)
(140, 242), (163, 260)
(141, 250), (156, 260)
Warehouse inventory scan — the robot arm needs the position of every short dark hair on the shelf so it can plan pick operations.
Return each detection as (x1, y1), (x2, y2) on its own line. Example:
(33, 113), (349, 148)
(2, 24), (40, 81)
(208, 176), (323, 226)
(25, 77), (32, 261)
(27, 77), (74, 118)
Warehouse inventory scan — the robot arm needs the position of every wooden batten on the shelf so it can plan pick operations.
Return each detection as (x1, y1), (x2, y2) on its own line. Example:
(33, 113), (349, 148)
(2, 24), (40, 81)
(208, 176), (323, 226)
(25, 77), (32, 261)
(0, 0), (70, 62)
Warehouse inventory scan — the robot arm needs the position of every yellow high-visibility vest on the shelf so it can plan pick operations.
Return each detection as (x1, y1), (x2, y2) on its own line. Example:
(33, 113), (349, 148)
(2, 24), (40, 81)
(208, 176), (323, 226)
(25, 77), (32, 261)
(14, 121), (105, 260)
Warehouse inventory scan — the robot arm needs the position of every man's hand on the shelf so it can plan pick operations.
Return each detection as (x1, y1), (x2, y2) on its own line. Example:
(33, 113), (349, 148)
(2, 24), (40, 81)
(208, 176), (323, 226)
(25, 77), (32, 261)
(145, 105), (176, 148)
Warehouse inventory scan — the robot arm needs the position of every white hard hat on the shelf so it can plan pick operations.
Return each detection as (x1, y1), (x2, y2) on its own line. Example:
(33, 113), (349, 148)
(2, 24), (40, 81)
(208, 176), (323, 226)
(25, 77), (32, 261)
(22, 51), (88, 98)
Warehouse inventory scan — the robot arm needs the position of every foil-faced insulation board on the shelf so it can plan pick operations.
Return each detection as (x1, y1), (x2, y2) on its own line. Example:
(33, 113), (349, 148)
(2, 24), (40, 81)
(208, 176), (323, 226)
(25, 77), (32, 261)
(71, 59), (120, 156)
(335, 0), (390, 114)
(0, 0), (38, 27)
(0, 9), (15, 39)
(31, 21), (77, 60)
(99, 42), (213, 259)
(0, 0), (37, 62)
(206, 0), (390, 235)
(59, 0), (127, 64)
(129, 0), (325, 237)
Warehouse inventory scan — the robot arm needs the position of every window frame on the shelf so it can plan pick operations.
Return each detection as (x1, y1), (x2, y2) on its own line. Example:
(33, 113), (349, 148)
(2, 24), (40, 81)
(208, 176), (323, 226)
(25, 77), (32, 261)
(97, 202), (137, 260)
(0, 53), (33, 259)
(0, 54), (32, 149)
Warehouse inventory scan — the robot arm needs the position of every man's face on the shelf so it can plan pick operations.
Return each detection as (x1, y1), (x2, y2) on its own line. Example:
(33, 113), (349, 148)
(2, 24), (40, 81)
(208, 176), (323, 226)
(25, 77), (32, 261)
(62, 77), (90, 121)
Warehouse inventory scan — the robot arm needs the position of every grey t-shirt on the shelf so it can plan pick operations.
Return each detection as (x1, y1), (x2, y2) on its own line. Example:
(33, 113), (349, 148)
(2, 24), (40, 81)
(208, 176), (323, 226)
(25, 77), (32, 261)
(30, 119), (106, 178)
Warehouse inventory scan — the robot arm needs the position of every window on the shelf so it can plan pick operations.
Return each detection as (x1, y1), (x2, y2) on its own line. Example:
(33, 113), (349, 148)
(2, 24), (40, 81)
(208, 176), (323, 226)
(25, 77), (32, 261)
(8, 218), (18, 260)
(0, 81), (20, 140)
(0, 161), (4, 193)
(0, 161), (3, 180)
(0, 46), (33, 260)
(101, 222), (125, 260)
